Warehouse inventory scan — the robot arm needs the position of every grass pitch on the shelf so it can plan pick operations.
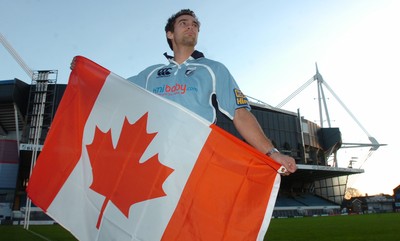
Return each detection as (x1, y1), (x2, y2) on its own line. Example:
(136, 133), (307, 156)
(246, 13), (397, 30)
(0, 213), (399, 240)
(265, 213), (400, 241)
(0, 224), (77, 241)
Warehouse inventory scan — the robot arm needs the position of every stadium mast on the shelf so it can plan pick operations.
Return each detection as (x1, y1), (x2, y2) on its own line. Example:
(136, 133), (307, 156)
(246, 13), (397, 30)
(275, 63), (385, 164)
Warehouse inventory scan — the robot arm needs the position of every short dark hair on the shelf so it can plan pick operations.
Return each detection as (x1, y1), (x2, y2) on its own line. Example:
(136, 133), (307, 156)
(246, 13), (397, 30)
(165, 9), (200, 50)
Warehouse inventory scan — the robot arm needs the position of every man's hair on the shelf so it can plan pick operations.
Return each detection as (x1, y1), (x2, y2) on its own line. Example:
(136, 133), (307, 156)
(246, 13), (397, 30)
(165, 9), (200, 50)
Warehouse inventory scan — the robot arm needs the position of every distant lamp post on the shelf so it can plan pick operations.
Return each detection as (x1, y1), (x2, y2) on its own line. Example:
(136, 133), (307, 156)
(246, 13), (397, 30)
(348, 157), (358, 168)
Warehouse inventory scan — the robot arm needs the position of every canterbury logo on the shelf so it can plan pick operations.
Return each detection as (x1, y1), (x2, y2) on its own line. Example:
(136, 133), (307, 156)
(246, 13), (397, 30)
(157, 68), (172, 77)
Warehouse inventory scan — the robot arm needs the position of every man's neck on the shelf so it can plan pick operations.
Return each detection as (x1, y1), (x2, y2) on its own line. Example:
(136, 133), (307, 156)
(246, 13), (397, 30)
(173, 46), (195, 64)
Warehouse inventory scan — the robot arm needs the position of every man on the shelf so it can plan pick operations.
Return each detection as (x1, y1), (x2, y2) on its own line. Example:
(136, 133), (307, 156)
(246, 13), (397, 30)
(128, 9), (297, 174)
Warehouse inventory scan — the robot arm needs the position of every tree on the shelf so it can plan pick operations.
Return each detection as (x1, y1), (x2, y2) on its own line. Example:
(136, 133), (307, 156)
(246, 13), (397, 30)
(344, 187), (362, 200)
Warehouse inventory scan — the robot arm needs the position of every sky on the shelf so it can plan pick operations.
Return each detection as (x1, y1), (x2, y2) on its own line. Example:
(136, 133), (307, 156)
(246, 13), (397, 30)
(1, 0), (399, 195)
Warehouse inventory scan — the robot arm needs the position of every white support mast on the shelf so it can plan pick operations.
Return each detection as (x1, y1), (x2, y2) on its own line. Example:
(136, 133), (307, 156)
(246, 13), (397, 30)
(275, 63), (385, 157)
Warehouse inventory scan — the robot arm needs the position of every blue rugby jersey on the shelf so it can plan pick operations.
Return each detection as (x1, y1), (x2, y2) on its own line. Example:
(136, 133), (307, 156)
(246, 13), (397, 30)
(128, 50), (250, 123)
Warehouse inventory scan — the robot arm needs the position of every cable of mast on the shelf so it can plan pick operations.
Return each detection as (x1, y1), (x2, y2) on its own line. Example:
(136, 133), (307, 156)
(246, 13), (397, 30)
(275, 76), (315, 108)
(0, 32), (34, 78)
(320, 80), (372, 138)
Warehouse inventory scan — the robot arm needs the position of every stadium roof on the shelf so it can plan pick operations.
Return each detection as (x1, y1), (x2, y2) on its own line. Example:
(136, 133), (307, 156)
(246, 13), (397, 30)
(284, 164), (364, 182)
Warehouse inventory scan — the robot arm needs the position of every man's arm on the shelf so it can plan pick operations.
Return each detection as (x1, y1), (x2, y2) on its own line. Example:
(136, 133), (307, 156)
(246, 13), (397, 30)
(233, 108), (297, 174)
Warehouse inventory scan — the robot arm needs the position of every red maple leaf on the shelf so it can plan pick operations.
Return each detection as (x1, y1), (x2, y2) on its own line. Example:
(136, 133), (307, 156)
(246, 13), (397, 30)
(86, 113), (174, 229)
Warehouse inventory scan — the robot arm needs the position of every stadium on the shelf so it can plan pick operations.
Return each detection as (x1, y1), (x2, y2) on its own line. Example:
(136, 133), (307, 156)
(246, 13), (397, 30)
(0, 62), (384, 224)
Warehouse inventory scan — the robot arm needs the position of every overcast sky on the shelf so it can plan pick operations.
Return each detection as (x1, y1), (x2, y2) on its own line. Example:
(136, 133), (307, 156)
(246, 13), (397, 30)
(1, 0), (399, 195)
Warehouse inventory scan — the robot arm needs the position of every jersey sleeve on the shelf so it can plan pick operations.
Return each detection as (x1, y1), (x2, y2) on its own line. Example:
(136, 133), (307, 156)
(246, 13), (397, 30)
(214, 63), (250, 120)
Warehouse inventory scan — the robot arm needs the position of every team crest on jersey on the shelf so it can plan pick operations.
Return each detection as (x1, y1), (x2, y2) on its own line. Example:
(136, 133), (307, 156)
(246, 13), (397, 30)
(234, 88), (249, 106)
(157, 68), (172, 77)
(185, 67), (196, 77)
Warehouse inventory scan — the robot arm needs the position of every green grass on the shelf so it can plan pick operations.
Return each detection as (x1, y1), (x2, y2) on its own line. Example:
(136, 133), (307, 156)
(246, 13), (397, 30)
(264, 213), (400, 241)
(0, 213), (399, 241)
(0, 224), (77, 241)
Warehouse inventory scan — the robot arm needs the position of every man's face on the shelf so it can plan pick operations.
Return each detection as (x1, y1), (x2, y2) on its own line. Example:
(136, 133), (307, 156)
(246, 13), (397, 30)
(167, 15), (199, 49)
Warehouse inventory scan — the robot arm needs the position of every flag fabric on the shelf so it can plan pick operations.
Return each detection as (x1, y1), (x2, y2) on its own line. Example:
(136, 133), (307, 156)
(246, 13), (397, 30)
(27, 56), (283, 241)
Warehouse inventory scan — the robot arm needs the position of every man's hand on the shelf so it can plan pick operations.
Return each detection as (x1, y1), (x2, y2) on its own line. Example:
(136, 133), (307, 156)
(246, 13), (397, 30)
(269, 152), (297, 175)
(70, 57), (76, 70)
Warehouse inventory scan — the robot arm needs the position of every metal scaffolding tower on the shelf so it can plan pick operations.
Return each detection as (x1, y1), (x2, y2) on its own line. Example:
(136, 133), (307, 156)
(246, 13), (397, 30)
(22, 70), (58, 228)
(25, 70), (58, 146)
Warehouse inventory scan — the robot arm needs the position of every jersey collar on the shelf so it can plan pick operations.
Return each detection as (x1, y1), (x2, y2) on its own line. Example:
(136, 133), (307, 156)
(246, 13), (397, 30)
(163, 50), (205, 61)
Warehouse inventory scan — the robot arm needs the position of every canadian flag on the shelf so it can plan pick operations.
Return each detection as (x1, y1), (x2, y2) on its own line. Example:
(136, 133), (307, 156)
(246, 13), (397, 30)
(27, 56), (283, 241)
